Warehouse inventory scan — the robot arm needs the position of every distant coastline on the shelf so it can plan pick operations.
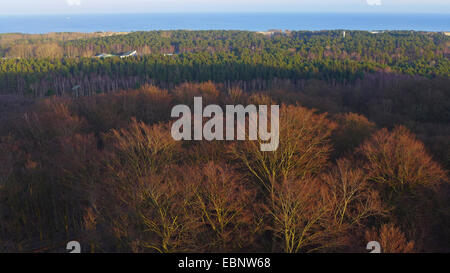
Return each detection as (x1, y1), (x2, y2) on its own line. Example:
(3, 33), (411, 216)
(0, 13), (449, 34)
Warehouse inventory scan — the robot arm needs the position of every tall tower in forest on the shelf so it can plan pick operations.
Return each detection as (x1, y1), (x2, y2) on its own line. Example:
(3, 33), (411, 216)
(343, 31), (346, 38)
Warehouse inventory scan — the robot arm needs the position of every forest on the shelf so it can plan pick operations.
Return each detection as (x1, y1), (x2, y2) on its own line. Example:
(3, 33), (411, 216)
(0, 30), (449, 253)
(0, 30), (448, 96)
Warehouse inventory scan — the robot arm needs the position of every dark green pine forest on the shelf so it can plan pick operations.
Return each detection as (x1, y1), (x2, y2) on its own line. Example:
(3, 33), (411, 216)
(0, 30), (448, 95)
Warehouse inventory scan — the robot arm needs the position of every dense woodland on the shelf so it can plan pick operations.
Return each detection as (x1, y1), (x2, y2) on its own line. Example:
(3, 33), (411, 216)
(0, 30), (448, 96)
(0, 30), (449, 253)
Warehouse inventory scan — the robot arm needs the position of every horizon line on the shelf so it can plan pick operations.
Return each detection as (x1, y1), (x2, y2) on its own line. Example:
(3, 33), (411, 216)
(1, 11), (450, 16)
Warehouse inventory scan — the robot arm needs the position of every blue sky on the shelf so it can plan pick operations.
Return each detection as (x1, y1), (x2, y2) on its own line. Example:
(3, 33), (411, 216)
(2, 0), (450, 15)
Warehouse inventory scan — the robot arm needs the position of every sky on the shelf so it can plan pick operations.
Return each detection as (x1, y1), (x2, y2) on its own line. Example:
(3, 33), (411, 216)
(1, 0), (449, 15)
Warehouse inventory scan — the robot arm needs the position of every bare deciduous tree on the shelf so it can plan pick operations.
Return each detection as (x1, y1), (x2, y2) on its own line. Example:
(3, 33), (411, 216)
(365, 223), (415, 253)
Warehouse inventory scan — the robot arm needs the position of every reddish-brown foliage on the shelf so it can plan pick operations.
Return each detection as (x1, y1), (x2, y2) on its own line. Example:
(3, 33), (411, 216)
(173, 82), (221, 106)
(359, 126), (448, 192)
(365, 223), (415, 253)
(359, 126), (449, 250)
(231, 104), (336, 193)
(0, 82), (448, 253)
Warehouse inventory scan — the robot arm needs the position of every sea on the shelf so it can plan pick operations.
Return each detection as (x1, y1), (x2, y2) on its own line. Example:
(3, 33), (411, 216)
(0, 13), (449, 34)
